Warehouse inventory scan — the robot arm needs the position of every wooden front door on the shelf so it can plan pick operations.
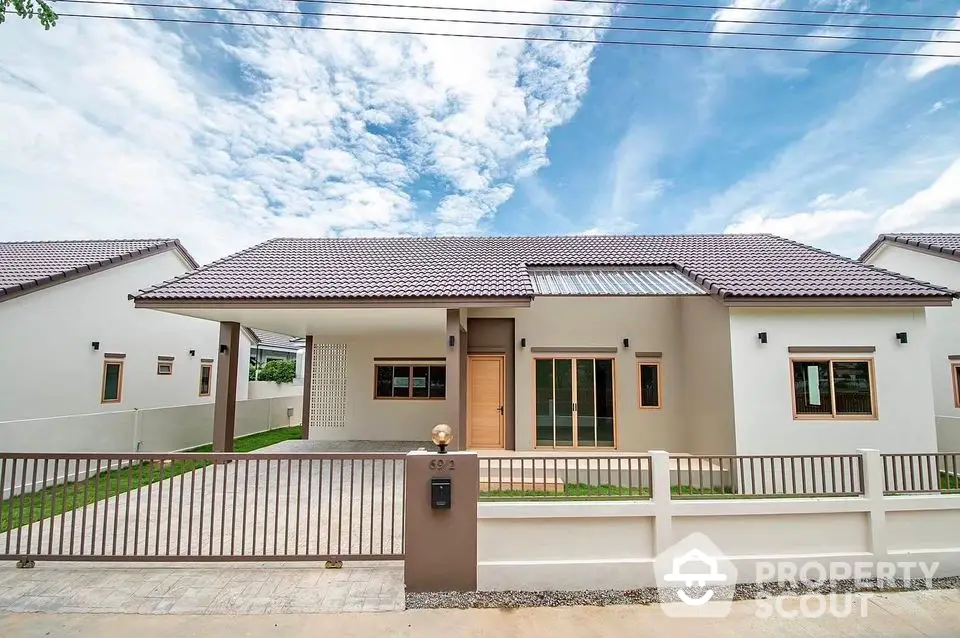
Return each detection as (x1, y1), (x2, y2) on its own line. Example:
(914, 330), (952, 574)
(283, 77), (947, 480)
(467, 355), (505, 449)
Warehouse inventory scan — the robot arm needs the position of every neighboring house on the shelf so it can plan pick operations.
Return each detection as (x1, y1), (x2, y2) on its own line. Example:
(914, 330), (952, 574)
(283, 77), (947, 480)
(250, 328), (303, 367)
(860, 234), (960, 452)
(134, 235), (955, 455)
(0, 240), (252, 422)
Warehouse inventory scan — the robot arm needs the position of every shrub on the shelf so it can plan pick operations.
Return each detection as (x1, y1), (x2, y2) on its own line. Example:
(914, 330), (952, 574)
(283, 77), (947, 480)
(258, 359), (296, 383)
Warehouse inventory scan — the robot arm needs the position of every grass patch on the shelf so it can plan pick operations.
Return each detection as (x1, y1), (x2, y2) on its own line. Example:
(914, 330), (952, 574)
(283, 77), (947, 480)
(0, 426), (302, 532)
(481, 483), (739, 500)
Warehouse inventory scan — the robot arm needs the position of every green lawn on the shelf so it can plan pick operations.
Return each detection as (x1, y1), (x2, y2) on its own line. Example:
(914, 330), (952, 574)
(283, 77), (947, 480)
(0, 426), (302, 532)
(480, 482), (741, 500)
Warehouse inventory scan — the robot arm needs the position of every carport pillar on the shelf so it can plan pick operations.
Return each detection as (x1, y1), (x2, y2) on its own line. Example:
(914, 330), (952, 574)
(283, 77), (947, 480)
(446, 309), (467, 451)
(300, 335), (313, 439)
(213, 321), (241, 453)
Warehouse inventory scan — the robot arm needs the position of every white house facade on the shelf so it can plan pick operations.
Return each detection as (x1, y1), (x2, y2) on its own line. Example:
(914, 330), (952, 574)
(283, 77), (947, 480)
(134, 234), (954, 456)
(0, 240), (251, 422)
(861, 233), (960, 452)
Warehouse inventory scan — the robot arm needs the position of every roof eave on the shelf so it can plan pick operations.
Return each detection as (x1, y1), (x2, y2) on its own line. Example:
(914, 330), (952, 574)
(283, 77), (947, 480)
(722, 295), (955, 308)
(134, 295), (534, 310)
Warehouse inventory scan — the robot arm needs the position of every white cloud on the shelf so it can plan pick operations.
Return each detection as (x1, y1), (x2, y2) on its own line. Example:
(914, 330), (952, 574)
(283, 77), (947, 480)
(724, 208), (871, 241)
(710, 0), (786, 38)
(877, 158), (960, 231)
(0, 1), (611, 262)
(907, 12), (960, 80)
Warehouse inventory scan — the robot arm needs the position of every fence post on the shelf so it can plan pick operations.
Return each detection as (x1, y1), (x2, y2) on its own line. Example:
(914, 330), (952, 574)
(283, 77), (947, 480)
(404, 450), (478, 592)
(649, 450), (673, 556)
(132, 408), (142, 452)
(857, 448), (888, 565)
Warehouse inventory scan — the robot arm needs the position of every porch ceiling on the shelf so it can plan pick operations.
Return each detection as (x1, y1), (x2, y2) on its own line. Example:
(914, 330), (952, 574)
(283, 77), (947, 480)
(147, 306), (448, 337)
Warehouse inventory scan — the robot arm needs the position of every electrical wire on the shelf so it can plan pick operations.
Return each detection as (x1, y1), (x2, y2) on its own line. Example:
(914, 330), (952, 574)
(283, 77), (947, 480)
(57, 0), (960, 37)
(551, 0), (960, 20)
(56, 0), (960, 45)
(41, 11), (960, 58)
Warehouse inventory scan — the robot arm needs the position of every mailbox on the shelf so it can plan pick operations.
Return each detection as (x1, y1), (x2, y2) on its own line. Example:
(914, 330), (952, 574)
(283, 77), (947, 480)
(431, 477), (451, 510)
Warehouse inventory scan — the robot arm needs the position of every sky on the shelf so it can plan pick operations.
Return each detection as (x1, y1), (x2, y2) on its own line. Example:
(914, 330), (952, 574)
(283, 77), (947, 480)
(0, 0), (958, 264)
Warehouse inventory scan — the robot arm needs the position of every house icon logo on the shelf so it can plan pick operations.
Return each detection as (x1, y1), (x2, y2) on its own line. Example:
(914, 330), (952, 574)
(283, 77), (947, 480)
(654, 532), (737, 618)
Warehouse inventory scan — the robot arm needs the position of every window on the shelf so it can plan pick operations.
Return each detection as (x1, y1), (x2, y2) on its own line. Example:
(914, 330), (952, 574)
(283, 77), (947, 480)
(101, 360), (124, 403)
(375, 364), (446, 399)
(535, 358), (615, 448)
(157, 358), (173, 375)
(637, 362), (661, 409)
(199, 363), (213, 397)
(791, 359), (876, 419)
(953, 363), (960, 408)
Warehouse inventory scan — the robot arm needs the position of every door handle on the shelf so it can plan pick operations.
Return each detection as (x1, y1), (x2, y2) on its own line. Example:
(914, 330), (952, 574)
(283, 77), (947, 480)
(497, 405), (504, 415)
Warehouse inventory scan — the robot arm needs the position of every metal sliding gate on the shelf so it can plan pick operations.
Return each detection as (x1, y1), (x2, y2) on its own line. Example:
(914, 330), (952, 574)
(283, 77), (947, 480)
(0, 452), (405, 563)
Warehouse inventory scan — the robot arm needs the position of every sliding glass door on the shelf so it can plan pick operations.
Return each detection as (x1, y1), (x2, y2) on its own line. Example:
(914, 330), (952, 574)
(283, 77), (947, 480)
(535, 358), (615, 448)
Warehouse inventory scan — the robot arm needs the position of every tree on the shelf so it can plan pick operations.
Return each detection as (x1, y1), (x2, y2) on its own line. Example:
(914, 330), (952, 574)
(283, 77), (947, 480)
(254, 359), (297, 384)
(1, 0), (58, 29)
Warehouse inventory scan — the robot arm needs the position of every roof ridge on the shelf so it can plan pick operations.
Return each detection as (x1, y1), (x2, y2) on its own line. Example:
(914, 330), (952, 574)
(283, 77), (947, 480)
(269, 233), (775, 241)
(132, 237), (281, 298)
(773, 234), (956, 297)
(0, 238), (178, 246)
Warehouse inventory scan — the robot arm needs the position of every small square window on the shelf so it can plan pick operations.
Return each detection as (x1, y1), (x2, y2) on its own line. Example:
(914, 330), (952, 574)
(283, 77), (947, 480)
(157, 361), (173, 375)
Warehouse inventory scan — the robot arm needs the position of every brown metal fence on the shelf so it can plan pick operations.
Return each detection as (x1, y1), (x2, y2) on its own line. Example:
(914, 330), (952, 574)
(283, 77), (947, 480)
(0, 452), (405, 563)
(479, 456), (653, 500)
(882, 453), (960, 494)
(669, 454), (864, 498)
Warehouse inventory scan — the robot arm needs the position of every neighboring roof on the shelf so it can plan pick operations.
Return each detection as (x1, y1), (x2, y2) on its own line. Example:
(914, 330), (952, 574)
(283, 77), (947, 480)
(251, 328), (304, 351)
(860, 233), (960, 262)
(134, 234), (953, 304)
(528, 267), (705, 296)
(0, 239), (199, 303)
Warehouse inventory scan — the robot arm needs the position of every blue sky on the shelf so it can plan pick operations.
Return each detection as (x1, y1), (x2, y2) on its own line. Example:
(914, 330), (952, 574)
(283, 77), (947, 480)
(0, 0), (958, 263)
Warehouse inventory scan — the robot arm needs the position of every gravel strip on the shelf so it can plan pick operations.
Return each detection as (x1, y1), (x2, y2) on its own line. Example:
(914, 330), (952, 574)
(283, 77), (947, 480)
(407, 576), (960, 609)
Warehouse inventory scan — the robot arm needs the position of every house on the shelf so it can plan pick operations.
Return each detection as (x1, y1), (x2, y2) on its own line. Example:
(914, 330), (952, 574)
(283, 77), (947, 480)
(249, 328), (303, 368)
(0, 239), (252, 422)
(133, 234), (954, 455)
(860, 233), (960, 452)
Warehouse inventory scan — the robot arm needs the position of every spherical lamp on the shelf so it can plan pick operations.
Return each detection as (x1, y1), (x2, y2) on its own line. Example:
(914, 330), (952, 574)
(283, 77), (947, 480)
(431, 423), (454, 454)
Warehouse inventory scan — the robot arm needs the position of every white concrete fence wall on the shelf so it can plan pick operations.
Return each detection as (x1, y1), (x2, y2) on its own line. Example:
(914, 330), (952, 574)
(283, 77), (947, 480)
(478, 450), (960, 591)
(247, 381), (304, 400)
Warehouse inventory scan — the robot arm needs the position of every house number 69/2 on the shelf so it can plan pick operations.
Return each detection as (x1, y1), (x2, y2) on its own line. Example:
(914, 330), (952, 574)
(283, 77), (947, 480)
(429, 459), (455, 471)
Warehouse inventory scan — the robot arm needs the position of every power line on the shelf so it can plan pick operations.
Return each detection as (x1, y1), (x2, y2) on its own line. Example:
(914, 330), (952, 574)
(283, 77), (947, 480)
(552, 0), (960, 20)
(57, 0), (960, 35)
(45, 11), (960, 58)
(57, 1), (960, 45)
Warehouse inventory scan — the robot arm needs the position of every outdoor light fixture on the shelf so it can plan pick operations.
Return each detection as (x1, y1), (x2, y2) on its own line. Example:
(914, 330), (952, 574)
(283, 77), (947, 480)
(520, 338), (526, 348)
(431, 423), (453, 454)
(758, 332), (768, 344)
(896, 332), (908, 344)
(448, 335), (456, 348)
(189, 349), (196, 357)
(219, 344), (229, 354)
(622, 338), (630, 348)
(91, 341), (100, 351)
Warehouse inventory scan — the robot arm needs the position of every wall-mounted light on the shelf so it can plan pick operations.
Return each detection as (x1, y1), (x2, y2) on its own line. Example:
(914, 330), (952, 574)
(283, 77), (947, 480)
(189, 349), (196, 357)
(91, 341), (100, 351)
(448, 335), (456, 348)
(758, 332), (768, 344)
(219, 344), (229, 354)
(622, 338), (630, 349)
(520, 338), (526, 348)
(896, 332), (908, 344)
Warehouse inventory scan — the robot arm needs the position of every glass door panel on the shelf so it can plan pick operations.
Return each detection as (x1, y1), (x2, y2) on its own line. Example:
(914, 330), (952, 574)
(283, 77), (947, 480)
(595, 359), (615, 448)
(535, 359), (555, 447)
(576, 359), (596, 447)
(554, 359), (574, 447)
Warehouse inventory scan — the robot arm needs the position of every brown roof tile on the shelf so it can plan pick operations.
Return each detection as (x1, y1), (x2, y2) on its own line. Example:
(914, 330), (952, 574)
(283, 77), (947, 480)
(135, 234), (953, 302)
(0, 239), (198, 302)
(860, 233), (960, 262)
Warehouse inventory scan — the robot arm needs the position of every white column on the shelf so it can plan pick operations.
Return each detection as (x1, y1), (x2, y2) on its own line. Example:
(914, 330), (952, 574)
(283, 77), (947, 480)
(857, 448), (888, 565)
(649, 450), (673, 555)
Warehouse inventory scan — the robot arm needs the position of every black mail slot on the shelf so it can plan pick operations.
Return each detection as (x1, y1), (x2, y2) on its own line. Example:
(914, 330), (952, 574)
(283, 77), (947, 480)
(431, 477), (451, 510)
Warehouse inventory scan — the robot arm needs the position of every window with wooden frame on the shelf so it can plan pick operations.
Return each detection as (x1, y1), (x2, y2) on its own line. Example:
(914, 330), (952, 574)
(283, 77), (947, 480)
(375, 363), (446, 399)
(637, 361), (661, 409)
(101, 360), (124, 403)
(952, 363), (960, 409)
(157, 356), (174, 375)
(791, 358), (876, 419)
(199, 363), (213, 397)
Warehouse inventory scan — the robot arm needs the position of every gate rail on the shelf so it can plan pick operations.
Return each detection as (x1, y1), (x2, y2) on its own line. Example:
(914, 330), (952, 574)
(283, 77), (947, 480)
(0, 452), (406, 562)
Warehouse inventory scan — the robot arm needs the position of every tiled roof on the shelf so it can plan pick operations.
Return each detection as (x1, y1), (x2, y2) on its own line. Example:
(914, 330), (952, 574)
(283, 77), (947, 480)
(135, 235), (953, 302)
(860, 233), (960, 262)
(251, 328), (303, 350)
(1, 239), (198, 302)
